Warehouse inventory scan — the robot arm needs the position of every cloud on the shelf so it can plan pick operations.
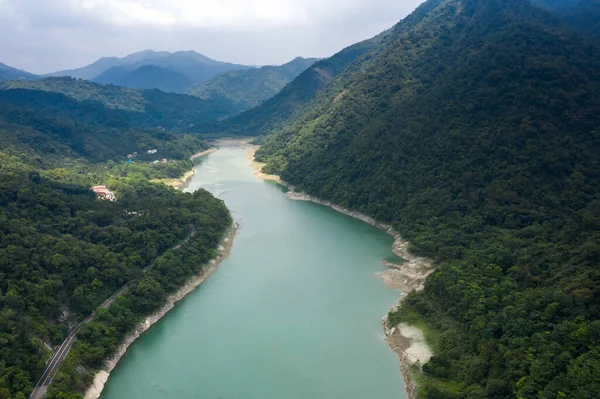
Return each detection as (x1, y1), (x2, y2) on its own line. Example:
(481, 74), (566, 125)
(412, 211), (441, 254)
(0, 0), (424, 73)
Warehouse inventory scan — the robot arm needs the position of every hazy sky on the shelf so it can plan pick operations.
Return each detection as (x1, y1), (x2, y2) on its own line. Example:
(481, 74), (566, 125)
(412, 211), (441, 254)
(0, 0), (423, 74)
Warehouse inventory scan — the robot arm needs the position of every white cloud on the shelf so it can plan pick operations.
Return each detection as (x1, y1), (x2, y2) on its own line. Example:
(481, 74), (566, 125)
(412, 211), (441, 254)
(0, 0), (424, 73)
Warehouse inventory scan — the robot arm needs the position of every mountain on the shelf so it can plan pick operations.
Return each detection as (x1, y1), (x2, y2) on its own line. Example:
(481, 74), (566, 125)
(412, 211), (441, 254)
(0, 77), (237, 129)
(254, 0), (600, 397)
(0, 85), (232, 399)
(564, 0), (600, 36)
(0, 62), (38, 81)
(536, 0), (600, 36)
(0, 88), (208, 163)
(94, 64), (193, 93)
(187, 57), (319, 111)
(194, 34), (387, 135)
(47, 50), (252, 90)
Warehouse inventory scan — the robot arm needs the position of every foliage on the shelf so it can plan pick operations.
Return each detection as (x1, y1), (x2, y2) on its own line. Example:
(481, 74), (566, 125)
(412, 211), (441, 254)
(0, 88), (209, 165)
(256, 0), (600, 397)
(187, 57), (319, 111)
(0, 81), (230, 398)
(0, 77), (237, 130)
(192, 34), (387, 136)
(93, 65), (193, 94)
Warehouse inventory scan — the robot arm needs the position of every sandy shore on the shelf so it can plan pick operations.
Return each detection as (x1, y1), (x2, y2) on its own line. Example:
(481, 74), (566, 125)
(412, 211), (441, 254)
(190, 147), (218, 160)
(83, 223), (238, 399)
(247, 152), (433, 399)
(247, 147), (282, 182)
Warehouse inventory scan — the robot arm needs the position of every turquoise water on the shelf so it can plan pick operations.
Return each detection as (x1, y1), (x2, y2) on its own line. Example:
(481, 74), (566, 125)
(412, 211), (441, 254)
(100, 146), (406, 399)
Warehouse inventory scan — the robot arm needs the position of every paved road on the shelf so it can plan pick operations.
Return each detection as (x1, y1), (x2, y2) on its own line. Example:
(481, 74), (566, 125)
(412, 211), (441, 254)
(29, 225), (196, 399)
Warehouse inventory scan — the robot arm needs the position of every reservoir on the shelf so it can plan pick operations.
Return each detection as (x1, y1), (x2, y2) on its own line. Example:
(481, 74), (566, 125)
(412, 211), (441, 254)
(100, 145), (407, 399)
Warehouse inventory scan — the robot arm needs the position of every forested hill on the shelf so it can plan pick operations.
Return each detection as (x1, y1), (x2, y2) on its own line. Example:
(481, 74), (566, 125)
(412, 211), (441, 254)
(193, 33), (387, 135)
(0, 83), (232, 398)
(187, 57), (319, 112)
(93, 64), (193, 94)
(537, 0), (600, 37)
(0, 77), (237, 130)
(255, 0), (600, 397)
(0, 88), (209, 166)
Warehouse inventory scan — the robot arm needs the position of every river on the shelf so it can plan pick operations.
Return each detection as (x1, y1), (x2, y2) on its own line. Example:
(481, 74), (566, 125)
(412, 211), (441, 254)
(100, 145), (407, 399)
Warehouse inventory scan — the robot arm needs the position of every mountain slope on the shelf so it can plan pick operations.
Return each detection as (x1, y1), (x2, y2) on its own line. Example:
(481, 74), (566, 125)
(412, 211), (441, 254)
(256, 0), (600, 397)
(94, 64), (193, 93)
(187, 57), (318, 111)
(0, 62), (38, 81)
(0, 86), (231, 398)
(47, 50), (251, 86)
(536, 0), (600, 36)
(564, 0), (600, 37)
(194, 34), (387, 135)
(0, 77), (237, 129)
(0, 89), (209, 163)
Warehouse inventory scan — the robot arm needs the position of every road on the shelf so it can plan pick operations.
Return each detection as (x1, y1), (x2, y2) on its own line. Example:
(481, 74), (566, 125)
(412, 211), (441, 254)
(29, 225), (196, 399)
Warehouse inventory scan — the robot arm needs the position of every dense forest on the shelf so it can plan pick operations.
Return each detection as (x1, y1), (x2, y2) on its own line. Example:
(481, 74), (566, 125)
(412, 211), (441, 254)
(0, 87), (232, 398)
(192, 33), (387, 136)
(536, 0), (600, 37)
(255, 0), (600, 397)
(0, 77), (237, 130)
(187, 57), (318, 112)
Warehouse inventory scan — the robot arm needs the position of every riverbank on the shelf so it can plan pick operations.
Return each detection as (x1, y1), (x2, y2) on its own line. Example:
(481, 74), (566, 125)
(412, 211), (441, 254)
(249, 153), (433, 399)
(247, 147), (282, 182)
(156, 148), (218, 189)
(190, 147), (218, 160)
(83, 223), (238, 399)
(283, 188), (433, 399)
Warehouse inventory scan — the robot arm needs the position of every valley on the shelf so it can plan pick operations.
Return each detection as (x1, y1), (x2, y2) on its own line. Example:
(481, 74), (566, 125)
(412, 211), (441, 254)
(1, 0), (599, 398)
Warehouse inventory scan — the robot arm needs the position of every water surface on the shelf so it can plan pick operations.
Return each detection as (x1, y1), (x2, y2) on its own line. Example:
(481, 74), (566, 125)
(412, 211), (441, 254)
(101, 146), (406, 399)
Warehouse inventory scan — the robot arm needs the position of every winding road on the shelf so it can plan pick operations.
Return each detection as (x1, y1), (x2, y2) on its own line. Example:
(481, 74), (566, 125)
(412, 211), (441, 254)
(29, 225), (196, 399)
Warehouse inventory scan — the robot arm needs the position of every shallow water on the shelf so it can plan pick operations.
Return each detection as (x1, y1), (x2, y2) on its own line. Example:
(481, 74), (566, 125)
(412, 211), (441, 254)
(100, 146), (406, 399)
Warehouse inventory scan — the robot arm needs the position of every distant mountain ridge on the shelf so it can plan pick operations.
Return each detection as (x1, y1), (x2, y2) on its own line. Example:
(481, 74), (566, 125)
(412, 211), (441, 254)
(194, 34), (387, 135)
(46, 50), (254, 93)
(0, 62), (38, 81)
(187, 57), (319, 111)
(94, 64), (193, 93)
(0, 77), (237, 129)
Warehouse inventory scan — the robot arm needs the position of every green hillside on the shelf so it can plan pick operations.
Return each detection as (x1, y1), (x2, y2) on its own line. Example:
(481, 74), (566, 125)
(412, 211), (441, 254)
(193, 34), (387, 136)
(536, 0), (600, 36)
(0, 77), (236, 130)
(0, 85), (232, 399)
(255, 0), (600, 397)
(187, 57), (318, 111)
(93, 64), (193, 93)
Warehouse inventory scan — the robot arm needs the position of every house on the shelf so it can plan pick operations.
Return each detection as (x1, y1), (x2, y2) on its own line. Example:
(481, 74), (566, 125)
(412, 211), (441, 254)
(92, 185), (116, 201)
(127, 154), (133, 159)
(157, 126), (165, 131)
(152, 160), (159, 164)
(161, 158), (167, 164)
(147, 149), (158, 155)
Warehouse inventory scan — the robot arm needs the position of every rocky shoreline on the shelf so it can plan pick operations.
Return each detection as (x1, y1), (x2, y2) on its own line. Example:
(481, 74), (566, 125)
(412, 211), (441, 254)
(83, 223), (238, 399)
(249, 157), (433, 399)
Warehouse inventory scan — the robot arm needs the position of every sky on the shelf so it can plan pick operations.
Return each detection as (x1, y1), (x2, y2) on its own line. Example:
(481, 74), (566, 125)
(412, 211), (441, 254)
(0, 0), (424, 74)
